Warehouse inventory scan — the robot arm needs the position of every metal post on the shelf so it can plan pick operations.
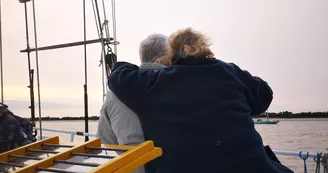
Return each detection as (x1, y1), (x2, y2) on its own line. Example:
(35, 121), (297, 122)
(0, 0), (3, 103)
(70, 153), (115, 159)
(0, 161), (24, 168)
(8, 154), (42, 160)
(70, 132), (76, 142)
(23, 2), (36, 128)
(85, 146), (127, 152)
(54, 160), (100, 167)
(36, 167), (78, 173)
(31, 0), (43, 139)
(26, 148), (59, 154)
(83, 0), (89, 142)
(20, 38), (110, 53)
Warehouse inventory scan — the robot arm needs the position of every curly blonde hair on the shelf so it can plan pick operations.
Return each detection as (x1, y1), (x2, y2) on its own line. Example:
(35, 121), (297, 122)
(168, 28), (214, 58)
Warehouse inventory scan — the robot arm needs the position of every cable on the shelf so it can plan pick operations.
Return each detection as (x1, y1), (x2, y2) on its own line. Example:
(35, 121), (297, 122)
(31, 0), (42, 139)
(91, 0), (100, 38)
(111, 0), (117, 56)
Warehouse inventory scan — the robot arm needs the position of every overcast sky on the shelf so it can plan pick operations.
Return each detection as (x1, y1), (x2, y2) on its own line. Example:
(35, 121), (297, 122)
(1, 0), (327, 118)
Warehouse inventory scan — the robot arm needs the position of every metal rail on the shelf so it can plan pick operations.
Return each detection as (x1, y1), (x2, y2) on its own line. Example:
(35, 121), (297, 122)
(34, 127), (325, 159)
(273, 149), (323, 159)
(20, 38), (112, 53)
(34, 127), (96, 142)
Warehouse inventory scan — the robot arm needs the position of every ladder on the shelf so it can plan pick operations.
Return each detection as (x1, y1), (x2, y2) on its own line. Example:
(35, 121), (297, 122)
(0, 136), (162, 173)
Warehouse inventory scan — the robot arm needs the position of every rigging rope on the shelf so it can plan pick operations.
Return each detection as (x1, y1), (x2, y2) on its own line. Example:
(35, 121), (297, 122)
(92, 0), (113, 102)
(31, 0), (43, 139)
(0, 0), (4, 103)
(111, 0), (117, 56)
(91, 0), (118, 101)
(91, 0), (100, 38)
(99, 21), (108, 102)
(91, 0), (106, 101)
(299, 151), (309, 173)
(93, 0), (103, 39)
(101, 0), (109, 38)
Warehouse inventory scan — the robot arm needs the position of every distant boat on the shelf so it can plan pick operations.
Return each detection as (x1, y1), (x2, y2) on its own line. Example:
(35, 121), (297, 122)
(254, 113), (279, 124)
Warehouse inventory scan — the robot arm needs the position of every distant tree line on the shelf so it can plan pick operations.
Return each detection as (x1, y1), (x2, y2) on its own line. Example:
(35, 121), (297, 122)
(255, 111), (328, 118)
(25, 111), (328, 121)
(28, 116), (100, 121)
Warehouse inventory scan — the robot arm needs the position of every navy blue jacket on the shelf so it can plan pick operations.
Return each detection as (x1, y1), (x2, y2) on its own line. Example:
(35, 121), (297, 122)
(109, 54), (289, 173)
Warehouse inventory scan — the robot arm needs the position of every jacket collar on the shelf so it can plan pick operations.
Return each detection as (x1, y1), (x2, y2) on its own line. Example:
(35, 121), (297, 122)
(139, 62), (166, 70)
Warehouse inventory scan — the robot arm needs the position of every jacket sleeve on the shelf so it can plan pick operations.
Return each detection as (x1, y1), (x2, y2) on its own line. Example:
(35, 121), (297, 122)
(108, 62), (160, 114)
(97, 108), (118, 145)
(227, 63), (273, 115)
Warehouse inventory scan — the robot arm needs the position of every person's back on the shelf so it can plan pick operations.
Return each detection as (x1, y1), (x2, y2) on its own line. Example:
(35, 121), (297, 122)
(110, 57), (271, 173)
(108, 28), (293, 173)
(97, 33), (168, 173)
(97, 33), (168, 145)
(97, 90), (144, 145)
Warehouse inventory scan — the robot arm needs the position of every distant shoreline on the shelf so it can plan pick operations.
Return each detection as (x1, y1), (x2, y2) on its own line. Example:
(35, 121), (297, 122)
(25, 111), (328, 121)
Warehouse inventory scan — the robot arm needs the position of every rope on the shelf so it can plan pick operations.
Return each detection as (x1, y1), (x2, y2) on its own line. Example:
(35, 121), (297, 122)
(299, 151), (309, 173)
(92, 0), (109, 102)
(314, 153), (322, 173)
(99, 1), (111, 99)
(93, 0), (103, 37)
(31, 0), (43, 139)
(99, 22), (107, 102)
(91, 0), (105, 102)
(91, 0), (100, 38)
(101, 0), (111, 42)
(0, 0), (4, 103)
(100, 51), (105, 102)
(111, 0), (117, 56)
(322, 153), (328, 173)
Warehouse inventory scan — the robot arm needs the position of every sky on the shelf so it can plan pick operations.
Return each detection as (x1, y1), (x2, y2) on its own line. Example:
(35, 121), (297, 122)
(0, 0), (327, 118)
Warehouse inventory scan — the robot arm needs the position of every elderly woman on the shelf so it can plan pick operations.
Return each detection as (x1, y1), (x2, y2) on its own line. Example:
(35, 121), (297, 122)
(108, 28), (293, 173)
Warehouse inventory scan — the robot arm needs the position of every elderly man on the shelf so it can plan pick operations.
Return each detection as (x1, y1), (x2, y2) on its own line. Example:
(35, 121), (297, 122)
(97, 34), (167, 144)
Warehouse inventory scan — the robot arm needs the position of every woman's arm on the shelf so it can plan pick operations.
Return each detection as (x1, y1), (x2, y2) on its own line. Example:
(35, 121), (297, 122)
(227, 63), (273, 115)
(108, 62), (160, 113)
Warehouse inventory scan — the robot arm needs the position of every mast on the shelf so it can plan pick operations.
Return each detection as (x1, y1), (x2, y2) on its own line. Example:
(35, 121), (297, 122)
(83, 0), (89, 142)
(18, 0), (119, 140)
(0, 0), (3, 103)
(31, 0), (43, 139)
(21, 0), (37, 131)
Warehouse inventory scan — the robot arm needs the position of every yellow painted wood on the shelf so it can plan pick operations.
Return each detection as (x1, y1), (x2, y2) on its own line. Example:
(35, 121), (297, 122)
(0, 136), (59, 162)
(113, 147), (162, 173)
(12, 138), (101, 173)
(101, 144), (136, 151)
(1, 137), (163, 173)
(89, 141), (155, 173)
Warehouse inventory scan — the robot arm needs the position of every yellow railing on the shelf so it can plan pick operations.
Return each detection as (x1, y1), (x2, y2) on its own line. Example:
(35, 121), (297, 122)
(0, 136), (162, 173)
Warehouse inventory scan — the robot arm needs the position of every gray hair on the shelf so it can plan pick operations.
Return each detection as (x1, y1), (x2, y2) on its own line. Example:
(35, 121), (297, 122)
(139, 33), (168, 62)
